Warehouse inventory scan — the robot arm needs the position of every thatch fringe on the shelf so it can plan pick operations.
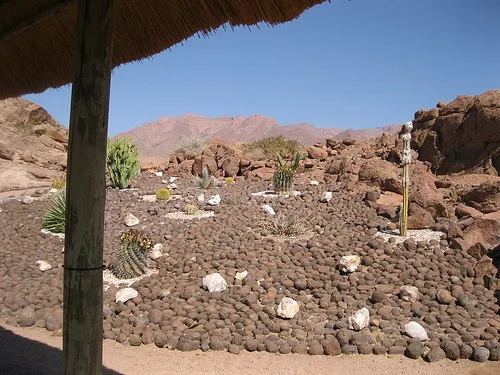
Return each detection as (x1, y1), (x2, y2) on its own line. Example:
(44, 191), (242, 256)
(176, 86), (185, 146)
(0, 0), (329, 99)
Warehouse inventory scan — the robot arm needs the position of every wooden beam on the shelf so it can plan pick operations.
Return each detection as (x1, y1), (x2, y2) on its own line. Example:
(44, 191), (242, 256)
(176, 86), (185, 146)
(63, 0), (115, 374)
(0, 0), (77, 44)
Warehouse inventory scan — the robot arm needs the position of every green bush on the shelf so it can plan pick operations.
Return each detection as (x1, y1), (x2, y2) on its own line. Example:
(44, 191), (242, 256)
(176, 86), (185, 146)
(42, 189), (66, 233)
(242, 136), (303, 160)
(107, 137), (140, 189)
(155, 189), (171, 200)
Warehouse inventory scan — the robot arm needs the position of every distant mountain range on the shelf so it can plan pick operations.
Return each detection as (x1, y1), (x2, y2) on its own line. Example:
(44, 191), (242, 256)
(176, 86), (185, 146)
(117, 114), (401, 157)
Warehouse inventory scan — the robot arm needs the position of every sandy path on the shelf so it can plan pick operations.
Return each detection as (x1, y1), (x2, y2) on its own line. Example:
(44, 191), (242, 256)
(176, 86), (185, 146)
(1, 325), (499, 375)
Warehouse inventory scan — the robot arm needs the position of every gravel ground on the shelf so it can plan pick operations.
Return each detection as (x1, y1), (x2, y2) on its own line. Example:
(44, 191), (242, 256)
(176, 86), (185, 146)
(0, 174), (498, 365)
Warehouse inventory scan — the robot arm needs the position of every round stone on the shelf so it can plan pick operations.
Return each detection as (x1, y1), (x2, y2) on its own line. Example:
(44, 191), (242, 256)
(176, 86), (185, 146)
(441, 341), (460, 360)
(425, 347), (446, 362)
(405, 342), (424, 359)
(472, 347), (490, 362)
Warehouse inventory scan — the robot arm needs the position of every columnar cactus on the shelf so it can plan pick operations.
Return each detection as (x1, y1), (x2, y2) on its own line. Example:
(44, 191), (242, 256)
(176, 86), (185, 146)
(273, 152), (305, 195)
(111, 230), (152, 279)
(106, 137), (140, 189)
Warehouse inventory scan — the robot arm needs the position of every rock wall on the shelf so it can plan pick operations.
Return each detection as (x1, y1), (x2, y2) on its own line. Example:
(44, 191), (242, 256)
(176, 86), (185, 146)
(411, 90), (500, 175)
(0, 97), (68, 192)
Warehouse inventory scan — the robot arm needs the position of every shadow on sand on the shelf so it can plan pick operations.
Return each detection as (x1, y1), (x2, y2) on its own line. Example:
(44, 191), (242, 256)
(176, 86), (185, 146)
(0, 326), (122, 375)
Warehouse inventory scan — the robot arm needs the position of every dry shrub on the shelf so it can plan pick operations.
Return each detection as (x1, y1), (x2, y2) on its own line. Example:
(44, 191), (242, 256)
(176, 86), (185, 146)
(174, 136), (206, 155)
(260, 212), (311, 237)
(242, 136), (303, 160)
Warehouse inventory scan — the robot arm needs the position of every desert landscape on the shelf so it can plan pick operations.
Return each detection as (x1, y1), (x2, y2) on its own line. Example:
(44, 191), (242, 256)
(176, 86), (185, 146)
(0, 90), (499, 374)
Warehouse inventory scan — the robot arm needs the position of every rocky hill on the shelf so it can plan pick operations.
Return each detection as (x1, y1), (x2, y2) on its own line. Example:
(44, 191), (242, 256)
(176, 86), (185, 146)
(412, 90), (500, 175)
(117, 114), (401, 157)
(0, 98), (67, 192)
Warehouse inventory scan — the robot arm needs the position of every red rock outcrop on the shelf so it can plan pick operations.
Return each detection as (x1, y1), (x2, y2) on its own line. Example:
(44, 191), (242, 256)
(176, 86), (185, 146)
(0, 97), (68, 192)
(412, 90), (500, 175)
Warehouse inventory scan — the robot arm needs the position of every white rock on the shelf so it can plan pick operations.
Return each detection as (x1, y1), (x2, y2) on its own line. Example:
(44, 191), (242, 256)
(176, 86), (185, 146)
(150, 243), (163, 260)
(169, 177), (179, 183)
(36, 260), (52, 272)
(320, 192), (333, 203)
(154, 171), (163, 177)
(49, 188), (58, 193)
(405, 321), (429, 341)
(310, 180), (319, 186)
(142, 195), (157, 202)
(261, 204), (275, 215)
(235, 270), (248, 280)
(277, 297), (300, 319)
(167, 183), (177, 189)
(347, 307), (370, 331)
(115, 288), (138, 303)
(124, 213), (139, 227)
(400, 285), (420, 302)
(207, 194), (221, 206)
(21, 196), (34, 204)
(161, 179), (168, 184)
(202, 273), (228, 293)
(198, 193), (205, 203)
(339, 255), (361, 273)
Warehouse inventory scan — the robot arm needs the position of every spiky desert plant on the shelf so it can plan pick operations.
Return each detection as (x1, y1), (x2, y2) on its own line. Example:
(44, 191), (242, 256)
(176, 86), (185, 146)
(42, 189), (66, 233)
(107, 137), (140, 189)
(185, 203), (198, 215)
(224, 177), (235, 185)
(155, 188), (171, 201)
(259, 212), (310, 237)
(111, 230), (152, 279)
(195, 167), (217, 189)
(273, 152), (306, 195)
(52, 176), (66, 190)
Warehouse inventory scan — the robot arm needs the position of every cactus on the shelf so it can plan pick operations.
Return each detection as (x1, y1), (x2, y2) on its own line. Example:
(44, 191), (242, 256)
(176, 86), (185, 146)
(224, 177), (235, 185)
(111, 230), (152, 279)
(185, 203), (198, 215)
(107, 137), (140, 189)
(42, 189), (66, 233)
(273, 151), (306, 195)
(155, 188), (171, 201)
(195, 167), (217, 189)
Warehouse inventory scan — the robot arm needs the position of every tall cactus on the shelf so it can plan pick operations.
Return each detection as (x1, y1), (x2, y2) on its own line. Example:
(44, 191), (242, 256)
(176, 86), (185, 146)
(111, 230), (152, 279)
(273, 151), (306, 195)
(107, 137), (140, 189)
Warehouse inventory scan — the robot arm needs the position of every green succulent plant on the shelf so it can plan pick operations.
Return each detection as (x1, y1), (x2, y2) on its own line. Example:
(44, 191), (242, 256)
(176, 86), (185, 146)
(273, 152), (306, 195)
(111, 229), (152, 279)
(42, 189), (66, 233)
(155, 188), (171, 201)
(195, 167), (217, 189)
(107, 137), (140, 189)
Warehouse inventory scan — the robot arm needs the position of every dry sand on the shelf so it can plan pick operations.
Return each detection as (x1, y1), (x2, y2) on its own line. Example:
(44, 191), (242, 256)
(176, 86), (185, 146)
(1, 324), (498, 375)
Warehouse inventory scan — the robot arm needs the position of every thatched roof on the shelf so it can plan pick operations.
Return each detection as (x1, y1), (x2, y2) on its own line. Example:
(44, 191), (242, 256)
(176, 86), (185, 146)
(0, 0), (329, 100)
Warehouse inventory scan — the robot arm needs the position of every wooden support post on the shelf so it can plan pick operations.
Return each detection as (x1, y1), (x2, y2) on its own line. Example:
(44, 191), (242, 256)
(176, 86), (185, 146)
(63, 1), (115, 374)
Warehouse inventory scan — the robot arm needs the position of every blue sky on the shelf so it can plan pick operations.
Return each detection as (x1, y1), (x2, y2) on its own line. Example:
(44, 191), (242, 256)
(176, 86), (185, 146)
(24, 0), (500, 136)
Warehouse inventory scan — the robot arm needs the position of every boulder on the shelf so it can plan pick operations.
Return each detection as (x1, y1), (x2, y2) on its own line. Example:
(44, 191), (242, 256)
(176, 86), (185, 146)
(412, 90), (500, 175)
(463, 210), (500, 250)
(307, 146), (328, 160)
